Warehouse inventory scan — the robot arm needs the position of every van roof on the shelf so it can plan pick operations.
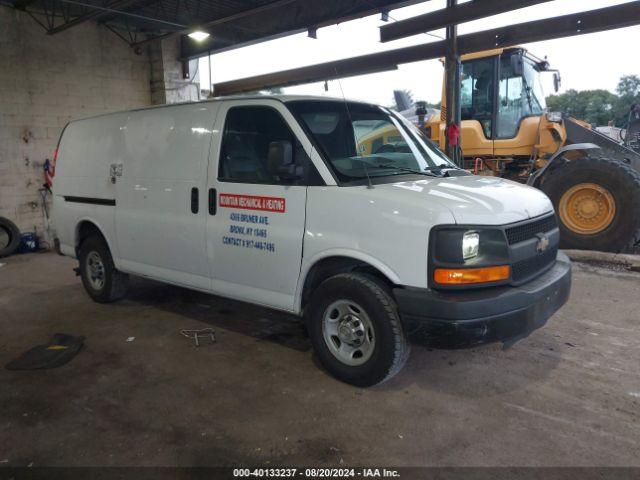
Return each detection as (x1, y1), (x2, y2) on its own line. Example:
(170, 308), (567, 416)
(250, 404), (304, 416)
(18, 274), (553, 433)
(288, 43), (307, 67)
(213, 93), (367, 103)
(67, 94), (375, 124)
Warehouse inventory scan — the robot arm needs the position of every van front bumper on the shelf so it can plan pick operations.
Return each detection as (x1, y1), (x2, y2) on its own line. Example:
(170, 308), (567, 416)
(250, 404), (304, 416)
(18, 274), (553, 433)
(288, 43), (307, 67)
(393, 252), (572, 347)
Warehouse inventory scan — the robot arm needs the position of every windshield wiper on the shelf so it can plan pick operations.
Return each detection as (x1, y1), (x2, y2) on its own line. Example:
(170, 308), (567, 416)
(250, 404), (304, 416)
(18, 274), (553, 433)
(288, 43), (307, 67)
(424, 165), (460, 172)
(373, 163), (440, 177)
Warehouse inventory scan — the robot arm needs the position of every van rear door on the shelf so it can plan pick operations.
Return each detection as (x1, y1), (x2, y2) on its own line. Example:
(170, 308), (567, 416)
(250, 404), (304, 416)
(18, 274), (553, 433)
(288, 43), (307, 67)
(114, 103), (219, 289)
(205, 100), (311, 311)
(53, 115), (125, 258)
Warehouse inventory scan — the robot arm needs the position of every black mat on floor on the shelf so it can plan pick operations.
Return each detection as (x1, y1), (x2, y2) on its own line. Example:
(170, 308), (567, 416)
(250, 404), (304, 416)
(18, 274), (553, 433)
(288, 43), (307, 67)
(5, 333), (85, 370)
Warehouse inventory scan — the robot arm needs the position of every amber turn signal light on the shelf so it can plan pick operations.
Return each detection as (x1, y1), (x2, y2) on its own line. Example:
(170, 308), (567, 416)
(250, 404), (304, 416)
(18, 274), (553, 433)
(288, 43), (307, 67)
(434, 265), (510, 285)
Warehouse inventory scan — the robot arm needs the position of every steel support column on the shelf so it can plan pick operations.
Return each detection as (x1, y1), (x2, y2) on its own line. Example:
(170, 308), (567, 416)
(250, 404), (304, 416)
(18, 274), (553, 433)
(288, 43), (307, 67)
(444, 0), (461, 164)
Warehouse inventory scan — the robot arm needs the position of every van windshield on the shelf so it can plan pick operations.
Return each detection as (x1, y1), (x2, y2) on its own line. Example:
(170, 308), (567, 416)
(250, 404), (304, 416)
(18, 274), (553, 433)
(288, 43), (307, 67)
(287, 100), (456, 183)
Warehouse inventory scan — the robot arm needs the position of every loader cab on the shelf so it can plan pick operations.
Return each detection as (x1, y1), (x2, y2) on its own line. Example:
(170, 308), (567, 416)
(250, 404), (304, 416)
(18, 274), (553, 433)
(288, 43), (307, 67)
(457, 48), (553, 156)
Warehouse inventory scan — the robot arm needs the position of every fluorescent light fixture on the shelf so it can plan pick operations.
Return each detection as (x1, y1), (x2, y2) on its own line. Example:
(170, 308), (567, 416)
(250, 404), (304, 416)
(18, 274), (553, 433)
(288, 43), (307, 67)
(188, 31), (210, 42)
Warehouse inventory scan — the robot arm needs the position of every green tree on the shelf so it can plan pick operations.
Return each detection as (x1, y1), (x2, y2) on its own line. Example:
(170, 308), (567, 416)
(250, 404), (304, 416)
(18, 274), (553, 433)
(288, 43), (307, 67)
(547, 89), (617, 126)
(613, 75), (640, 126)
(616, 75), (640, 98)
(546, 75), (640, 127)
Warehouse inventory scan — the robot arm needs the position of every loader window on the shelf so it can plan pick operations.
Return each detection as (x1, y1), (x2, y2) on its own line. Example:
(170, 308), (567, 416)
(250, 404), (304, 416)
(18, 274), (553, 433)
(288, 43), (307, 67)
(497, 74), (525, 138)
(497, 54), (546, 138)
(460, 57), (494, 139)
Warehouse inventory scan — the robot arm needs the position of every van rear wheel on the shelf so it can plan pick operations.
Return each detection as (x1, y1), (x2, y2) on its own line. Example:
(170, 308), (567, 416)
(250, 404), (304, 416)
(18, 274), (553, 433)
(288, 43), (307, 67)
(306, 273), (409, 387)
(78, 235), (129, 303)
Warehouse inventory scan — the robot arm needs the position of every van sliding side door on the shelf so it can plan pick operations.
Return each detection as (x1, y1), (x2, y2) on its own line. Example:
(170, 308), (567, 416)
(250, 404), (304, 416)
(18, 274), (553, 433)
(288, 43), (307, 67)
(114, 102), (219, 289)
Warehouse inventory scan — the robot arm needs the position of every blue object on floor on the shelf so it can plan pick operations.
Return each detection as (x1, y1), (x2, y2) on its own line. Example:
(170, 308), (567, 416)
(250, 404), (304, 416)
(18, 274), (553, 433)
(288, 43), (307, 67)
(18, 232), (39, 253)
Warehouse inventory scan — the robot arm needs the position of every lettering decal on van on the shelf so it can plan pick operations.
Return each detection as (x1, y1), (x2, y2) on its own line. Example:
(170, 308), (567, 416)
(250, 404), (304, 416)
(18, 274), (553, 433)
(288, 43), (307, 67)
(223, 212), (275, 253)
(219, 193), (286, 213)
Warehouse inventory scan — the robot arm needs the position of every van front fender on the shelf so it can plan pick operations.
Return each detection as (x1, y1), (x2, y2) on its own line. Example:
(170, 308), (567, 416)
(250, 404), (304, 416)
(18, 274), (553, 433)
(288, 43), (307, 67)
(294, 249), (402, 314)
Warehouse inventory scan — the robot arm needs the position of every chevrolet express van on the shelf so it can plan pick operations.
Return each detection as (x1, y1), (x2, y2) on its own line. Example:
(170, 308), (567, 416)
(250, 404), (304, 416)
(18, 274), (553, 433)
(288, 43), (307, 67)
(53, 96), (571, 386)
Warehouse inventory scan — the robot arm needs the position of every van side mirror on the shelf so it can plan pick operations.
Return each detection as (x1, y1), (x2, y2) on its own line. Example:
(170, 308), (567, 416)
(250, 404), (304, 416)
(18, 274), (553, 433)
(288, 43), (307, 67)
(553, 72), (561, 93)
(510, 54), (524, 76)
(267, 140), (302, 180)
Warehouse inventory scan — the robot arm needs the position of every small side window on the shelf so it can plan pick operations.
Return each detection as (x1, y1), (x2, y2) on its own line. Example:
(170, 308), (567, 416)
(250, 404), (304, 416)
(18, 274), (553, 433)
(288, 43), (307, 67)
(218, 106), (320, 185)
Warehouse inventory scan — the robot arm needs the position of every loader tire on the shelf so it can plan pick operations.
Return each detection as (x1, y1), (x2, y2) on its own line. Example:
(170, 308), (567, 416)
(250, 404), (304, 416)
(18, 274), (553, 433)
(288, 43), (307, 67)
(539, 156), (640, 252)
(0, 217), (20, 258)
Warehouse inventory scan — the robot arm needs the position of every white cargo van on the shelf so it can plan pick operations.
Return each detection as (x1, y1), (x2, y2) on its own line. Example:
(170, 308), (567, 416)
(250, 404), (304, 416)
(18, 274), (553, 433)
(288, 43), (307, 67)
(53, 96), (571, 386)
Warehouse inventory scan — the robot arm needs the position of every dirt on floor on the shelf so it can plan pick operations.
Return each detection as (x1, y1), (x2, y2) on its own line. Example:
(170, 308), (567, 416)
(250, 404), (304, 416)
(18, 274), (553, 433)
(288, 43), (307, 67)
(0, 252), (639, 467)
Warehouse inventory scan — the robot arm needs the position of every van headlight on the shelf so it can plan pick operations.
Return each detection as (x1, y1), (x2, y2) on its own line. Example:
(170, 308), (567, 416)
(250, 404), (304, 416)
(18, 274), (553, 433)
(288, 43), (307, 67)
(462, 231), (479, 259)
(429, 226), (511, 288)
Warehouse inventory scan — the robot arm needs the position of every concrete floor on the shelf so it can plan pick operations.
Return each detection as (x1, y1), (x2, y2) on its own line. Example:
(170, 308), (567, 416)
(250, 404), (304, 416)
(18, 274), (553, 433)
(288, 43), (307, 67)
(1, 252), (639, 467)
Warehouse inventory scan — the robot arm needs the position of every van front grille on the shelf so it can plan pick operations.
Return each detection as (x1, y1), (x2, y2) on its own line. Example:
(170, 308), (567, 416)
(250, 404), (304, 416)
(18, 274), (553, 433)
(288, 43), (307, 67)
(511, 247), (558, 283)
(505, 215), (557, 245)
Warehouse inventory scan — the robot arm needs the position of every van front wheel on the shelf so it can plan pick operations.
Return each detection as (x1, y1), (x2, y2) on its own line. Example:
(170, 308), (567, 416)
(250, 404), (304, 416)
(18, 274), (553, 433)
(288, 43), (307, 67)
(78, 235), (129, 303)
(306, 273), (409, 387)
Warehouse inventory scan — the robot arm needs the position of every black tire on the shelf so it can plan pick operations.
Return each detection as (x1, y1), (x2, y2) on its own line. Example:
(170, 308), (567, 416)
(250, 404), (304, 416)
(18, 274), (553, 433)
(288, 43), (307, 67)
(78, 234), (129, 303)
(0, 217), (20, 258)
(306, 273), (410, 387)
(539, 156), (640, 252)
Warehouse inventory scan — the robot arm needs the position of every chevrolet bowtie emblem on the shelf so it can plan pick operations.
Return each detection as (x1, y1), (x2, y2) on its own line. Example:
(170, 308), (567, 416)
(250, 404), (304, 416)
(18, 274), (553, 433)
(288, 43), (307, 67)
(535, 233), (550, 253)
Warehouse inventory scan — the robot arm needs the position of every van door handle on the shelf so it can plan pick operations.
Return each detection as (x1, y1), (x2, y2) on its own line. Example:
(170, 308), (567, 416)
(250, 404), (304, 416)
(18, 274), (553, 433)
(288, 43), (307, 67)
(208, 188), (217, 215)
(109, 163), (123, 184)
(191, 187), (199, 214)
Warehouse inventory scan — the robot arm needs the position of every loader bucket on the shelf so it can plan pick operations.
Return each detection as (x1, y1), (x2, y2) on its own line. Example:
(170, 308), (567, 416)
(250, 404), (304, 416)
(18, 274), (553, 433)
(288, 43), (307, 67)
(564, 117), (640, 172)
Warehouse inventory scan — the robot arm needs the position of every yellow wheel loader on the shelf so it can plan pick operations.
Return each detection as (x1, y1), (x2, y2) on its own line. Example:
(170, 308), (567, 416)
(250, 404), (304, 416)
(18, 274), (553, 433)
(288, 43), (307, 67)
(421, 47), (640, 253)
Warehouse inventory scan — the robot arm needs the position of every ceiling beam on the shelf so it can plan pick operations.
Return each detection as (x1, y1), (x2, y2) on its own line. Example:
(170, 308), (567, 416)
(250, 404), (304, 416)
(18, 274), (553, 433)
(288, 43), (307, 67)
(213, 42), (439, 96)
(457, 0), (640, 51)
(213, 1), (640, 96)
(47, 0), (146, 34)
(200, 0), (299, 29)
(46, 0), (184, 34)
(180, 0), (424, 59)
(380, 0), (554, 43)
(8, 0), (38, 10)
(128, 0), (299, 49)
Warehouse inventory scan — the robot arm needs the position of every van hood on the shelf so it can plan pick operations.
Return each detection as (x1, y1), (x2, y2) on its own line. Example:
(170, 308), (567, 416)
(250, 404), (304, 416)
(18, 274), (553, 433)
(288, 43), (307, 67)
(377, 175), (554, 225)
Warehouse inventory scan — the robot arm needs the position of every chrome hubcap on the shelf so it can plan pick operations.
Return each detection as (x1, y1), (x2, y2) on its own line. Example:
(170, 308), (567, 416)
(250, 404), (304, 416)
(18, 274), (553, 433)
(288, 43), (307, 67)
(86, 251), (105, 290)
(322, 300), (375, 366)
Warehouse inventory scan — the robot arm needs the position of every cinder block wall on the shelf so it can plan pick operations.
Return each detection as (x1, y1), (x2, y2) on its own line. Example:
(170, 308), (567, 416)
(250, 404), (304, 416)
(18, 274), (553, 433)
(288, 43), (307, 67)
(0, 7), (151, 242)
